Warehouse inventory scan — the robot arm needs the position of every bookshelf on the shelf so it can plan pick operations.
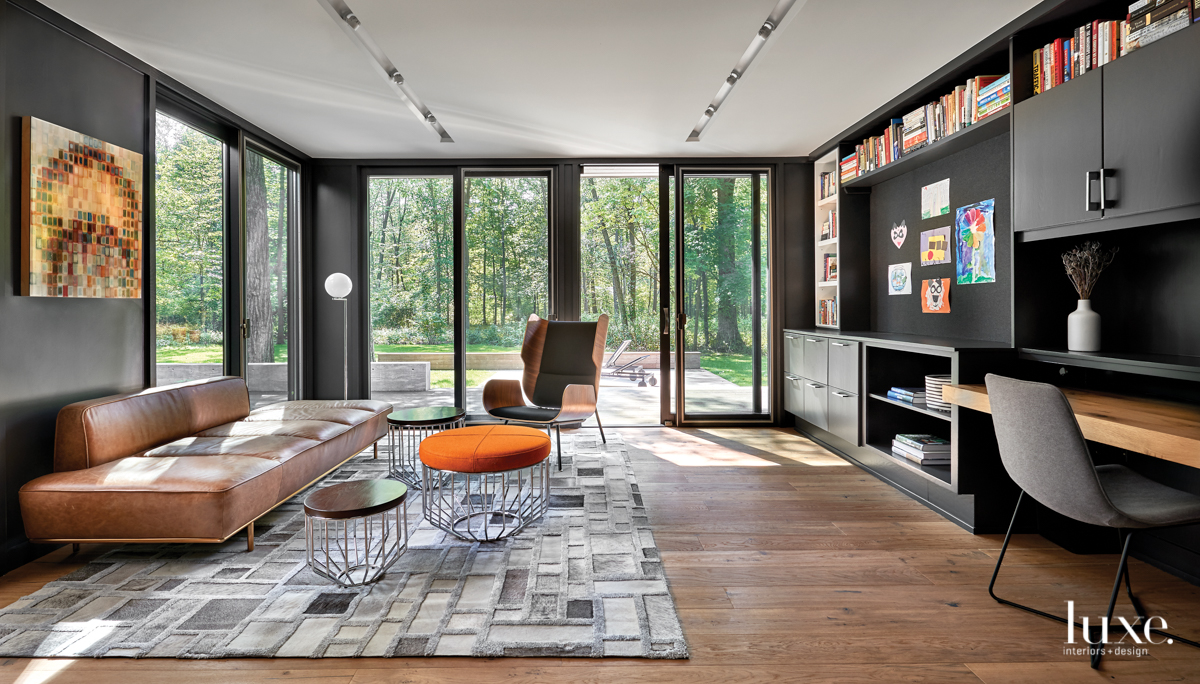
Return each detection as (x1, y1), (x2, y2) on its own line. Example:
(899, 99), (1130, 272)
(814, 150), (839, 328)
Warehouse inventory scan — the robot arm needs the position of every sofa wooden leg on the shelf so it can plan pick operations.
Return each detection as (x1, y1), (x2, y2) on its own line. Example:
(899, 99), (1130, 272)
(247, 522), (255, 552)
(374, 441), (379, 459)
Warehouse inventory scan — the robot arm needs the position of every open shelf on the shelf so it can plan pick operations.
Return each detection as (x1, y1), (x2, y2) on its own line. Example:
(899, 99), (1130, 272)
(869, 393), (951, 422)
(868, 443), (953, 488)
(817, 194), (838, 207)
(1019, 348), (1200, 383)
(817, 238), (838, 248)
(817, 280), (839, 288)
(843, 109), (1010, 189)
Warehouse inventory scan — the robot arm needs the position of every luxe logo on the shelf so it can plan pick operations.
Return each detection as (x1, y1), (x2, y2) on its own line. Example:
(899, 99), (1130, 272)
(1065, 601), (1171, 653)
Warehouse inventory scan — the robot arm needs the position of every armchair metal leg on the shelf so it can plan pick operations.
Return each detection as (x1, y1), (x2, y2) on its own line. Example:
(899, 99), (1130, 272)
(595, 409), (606, 444)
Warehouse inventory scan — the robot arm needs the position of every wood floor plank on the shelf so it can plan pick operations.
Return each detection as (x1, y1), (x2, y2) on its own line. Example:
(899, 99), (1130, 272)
(1, 426), (1197, 679)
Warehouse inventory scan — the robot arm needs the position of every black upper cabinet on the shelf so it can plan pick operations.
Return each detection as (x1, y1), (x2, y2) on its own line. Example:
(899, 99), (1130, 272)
(1102, 26), (1200, 220)
(1014, 25), (1200, 236)
(1013, 69), (1103, 232)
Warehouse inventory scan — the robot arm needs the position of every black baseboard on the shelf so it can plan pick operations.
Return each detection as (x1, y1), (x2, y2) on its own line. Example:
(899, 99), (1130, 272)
(0, 535), (57, 577)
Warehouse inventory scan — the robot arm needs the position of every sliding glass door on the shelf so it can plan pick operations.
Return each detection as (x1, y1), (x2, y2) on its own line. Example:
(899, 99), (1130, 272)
(463, 171), (551, 414)
(153, 111), (227, 386)
(674, 169), (771, 422)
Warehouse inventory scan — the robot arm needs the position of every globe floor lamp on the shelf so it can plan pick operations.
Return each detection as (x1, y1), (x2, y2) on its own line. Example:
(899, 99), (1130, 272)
(325, 273), (353, 400)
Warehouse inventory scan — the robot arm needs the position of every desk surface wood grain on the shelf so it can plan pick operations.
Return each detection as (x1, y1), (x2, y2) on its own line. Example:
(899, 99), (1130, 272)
(943, 384), (1200, 469)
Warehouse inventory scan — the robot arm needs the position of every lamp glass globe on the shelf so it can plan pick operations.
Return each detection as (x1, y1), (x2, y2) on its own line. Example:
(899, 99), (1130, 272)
(325, 272), (353, 298)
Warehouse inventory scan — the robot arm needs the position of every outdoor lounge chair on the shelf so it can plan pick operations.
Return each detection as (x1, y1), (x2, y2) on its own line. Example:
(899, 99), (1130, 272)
(601, 340), (657, 387)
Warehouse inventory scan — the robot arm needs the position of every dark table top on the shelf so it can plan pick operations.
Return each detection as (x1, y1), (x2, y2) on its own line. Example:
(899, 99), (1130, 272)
(386, 406), (467, 426)
(304, 480), (408, 519)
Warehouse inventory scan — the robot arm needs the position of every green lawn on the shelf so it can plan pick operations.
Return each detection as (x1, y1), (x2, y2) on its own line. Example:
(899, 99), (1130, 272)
(157, 344), (288, 364)
(432, 370), (495, 389)
(701, 353), (766, 387)
(374, 344), (519, 354)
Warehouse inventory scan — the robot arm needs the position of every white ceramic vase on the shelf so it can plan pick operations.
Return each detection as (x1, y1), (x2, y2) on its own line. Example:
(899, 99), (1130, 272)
(1067, 299), (1101, 352)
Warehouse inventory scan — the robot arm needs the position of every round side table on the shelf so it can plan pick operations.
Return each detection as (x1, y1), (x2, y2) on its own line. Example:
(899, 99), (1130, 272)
(387, 406), (466, 487)
(304, 479), (408, 587)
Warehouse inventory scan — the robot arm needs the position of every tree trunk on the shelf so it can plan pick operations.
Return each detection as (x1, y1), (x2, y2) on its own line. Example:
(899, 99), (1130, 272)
(702, 271), (710, 349)
(245, 152), (273, 363)
(713, 178), (746, 353)
(589, 179), (627, 325)
(274, 164), (287, 347)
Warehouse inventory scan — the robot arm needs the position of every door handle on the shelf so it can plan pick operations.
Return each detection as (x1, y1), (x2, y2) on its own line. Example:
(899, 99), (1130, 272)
(832, 391), (852, 398)
(1100, 168), (1115, 209)
(662, 307), (669, 336)
(831, 342), (850, 347)
(806, 382), (823, 388)
(805, 338), (820, 343)
(1086, 170), (1100, 211)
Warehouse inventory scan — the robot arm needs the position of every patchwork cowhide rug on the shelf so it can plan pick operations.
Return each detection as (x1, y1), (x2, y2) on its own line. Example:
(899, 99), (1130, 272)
(0, 431), (688, 659)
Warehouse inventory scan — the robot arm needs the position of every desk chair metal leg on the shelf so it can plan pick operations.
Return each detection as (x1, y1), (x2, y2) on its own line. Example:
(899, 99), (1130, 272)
(989, 491), (1081, 628)
(595, 409), (606, 444)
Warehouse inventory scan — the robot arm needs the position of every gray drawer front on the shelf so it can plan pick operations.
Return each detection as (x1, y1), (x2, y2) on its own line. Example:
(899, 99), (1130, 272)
(784, 334), (804, 377)
(801, 380), (829, 431)
(800, 336), (828, 384)
(827, 339), (860, 393)
(827, 389), (860, 446)
(784, 374), (804, 416)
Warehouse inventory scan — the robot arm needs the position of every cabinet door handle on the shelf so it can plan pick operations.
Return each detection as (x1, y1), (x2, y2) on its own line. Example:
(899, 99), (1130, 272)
(832, 391), (852, 397)
(805, 338), (821, 343)
(831, 342), (851, 347)
(807, 382), (823, 388)
(1100, 167), (1115, 209)
(1086, 170), (1100, 211)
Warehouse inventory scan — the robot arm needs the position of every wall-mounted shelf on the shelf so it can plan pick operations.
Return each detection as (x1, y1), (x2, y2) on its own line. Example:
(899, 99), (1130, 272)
(869, 443), (953, 488)
(817, 238), (838, 248)
(817, 280), (838, 288)
(1019, 348), (1200, 383)
(818, 194), (838, 207)
(843, 109), (1011, 189)
(868, 393), (952, 422)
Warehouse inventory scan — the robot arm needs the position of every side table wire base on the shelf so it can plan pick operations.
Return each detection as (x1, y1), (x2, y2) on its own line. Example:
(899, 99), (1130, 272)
(306, 504), (406, 587)
(422, 460), (550, 542)
(389, 417), (466, 487)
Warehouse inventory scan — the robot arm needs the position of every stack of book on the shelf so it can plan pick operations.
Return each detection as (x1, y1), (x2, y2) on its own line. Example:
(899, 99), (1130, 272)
(819, 209), (837, 241)
(818, 171), (837, 200)
(892, 434), (951, 466)
(886, 386), (926, 405)
(818, 297), (837, 327)
(1034, 19), (1127, 94)
(822, 254), (838, 282)
(839, 154), (858, 184)
(847, 74), (1010, 179)
(1126, 0), (1193, 52)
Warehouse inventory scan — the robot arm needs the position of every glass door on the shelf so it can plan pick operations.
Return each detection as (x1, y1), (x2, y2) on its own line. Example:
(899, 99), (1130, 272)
(243, 145), (298, 407)
(674, 169), (771, 423)
(463, 171), (551, 416)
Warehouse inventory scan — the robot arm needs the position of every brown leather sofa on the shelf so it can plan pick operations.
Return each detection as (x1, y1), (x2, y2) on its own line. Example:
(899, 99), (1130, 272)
(18, 376), (391, 550)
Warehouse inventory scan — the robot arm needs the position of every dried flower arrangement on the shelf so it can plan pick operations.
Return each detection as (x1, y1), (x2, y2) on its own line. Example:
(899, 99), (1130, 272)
(1062, 241), (1118, 300)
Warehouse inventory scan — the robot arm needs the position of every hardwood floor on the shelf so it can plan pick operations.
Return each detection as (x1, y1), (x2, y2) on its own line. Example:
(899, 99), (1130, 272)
(2, 427), (1199, 683)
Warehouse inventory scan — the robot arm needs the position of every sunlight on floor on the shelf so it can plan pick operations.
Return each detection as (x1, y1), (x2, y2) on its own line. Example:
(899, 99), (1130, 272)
(702, 428), (849, 467)
(14, 658), (73, 684)
(624, 429), (780, 467)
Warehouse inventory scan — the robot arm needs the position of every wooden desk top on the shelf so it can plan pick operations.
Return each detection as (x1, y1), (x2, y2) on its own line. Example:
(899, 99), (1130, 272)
(942, 384), (1200, 470)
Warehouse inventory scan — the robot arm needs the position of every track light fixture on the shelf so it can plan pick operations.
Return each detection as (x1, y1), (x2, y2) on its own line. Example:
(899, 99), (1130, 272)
(316, 0), (453, 142)
(687, 0), (802, 142)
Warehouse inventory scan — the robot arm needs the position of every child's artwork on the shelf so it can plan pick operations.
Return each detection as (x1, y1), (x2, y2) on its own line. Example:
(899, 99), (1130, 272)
(921, 178), (950, 219)
(891, 220), (907, 248)
(888, 263), (911, 295)
(955, 199), (996, 284)
(920, 227), (951, 266)
(922, 278), (951, 313)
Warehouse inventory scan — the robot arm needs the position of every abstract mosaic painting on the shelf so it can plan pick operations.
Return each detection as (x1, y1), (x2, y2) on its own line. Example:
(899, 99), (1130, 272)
(22, 116), (143, 298)
(955, 198), (995, 285)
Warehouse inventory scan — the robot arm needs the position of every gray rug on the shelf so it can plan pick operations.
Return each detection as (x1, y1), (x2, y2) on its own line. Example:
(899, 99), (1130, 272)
(0, 431), (688, 658)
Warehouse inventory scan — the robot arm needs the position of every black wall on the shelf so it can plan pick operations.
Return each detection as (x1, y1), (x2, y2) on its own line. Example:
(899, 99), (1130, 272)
(869, 133), (1012, 343)
(0, 1), (148, 567)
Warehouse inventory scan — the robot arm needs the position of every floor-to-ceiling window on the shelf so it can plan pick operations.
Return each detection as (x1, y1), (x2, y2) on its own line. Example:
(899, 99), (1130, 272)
(580, 165), (660, 425)
(463, 172), (550, 414)
(367, 175), (456, 405)
(153, 112), (226, 386)
(243, 146), (297, 406)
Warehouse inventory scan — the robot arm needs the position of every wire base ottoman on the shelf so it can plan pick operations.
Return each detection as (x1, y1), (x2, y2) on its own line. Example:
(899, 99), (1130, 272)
(303, 480), (408, 587)
(418, 425), (552, 542)
(387, 407), (466, 487)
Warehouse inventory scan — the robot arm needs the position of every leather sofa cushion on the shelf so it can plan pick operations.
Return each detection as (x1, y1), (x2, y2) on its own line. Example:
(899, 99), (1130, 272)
(420, 425), (550, 473)
(54, 376), (250, 472)
(146, 435), (321, 460)
(245, 401), (390, 426)
(196, 419), (349, 441)
(19, 455), (280, 541)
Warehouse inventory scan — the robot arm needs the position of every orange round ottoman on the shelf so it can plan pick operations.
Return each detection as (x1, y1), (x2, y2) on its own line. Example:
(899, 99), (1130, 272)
(419, 425), (551, 541)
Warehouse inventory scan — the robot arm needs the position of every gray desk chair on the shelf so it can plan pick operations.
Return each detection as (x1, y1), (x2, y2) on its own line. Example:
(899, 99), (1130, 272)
(985, 374), (1200, 668)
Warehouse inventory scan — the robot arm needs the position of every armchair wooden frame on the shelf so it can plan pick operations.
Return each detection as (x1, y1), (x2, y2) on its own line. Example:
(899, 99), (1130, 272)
(482, 314), (609, 470)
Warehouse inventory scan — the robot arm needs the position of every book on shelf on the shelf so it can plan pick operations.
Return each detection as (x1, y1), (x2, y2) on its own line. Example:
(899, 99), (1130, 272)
(894, 434), (952, 452)
(886, 389), (926, 404)
(818, 297), (838, 327)
(1126, 3), (1191, 51)
(839, 153), (858, 183)
(823, 254), (838, 282)
(819, 209), (837, 241)
(893, 442), (951, 465)
(818, 171), (837, 200)
(889, 387), (927, 398)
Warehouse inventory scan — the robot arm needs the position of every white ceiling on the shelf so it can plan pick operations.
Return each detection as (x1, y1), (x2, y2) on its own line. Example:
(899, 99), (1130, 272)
(41, 0), (1041, 159)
